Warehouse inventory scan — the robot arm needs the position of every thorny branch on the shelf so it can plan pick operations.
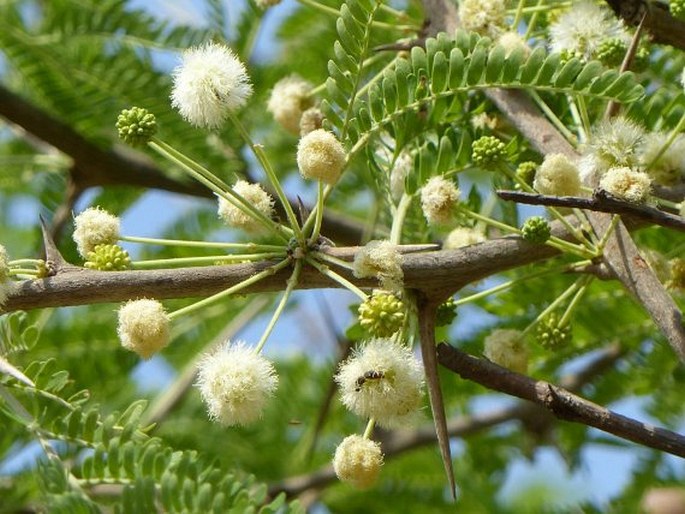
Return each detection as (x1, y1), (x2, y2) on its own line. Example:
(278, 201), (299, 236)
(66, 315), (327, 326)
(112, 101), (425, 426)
(436, 344), (685, 458)
(497, 189), (685, 232)
(267, 344), (628, 500)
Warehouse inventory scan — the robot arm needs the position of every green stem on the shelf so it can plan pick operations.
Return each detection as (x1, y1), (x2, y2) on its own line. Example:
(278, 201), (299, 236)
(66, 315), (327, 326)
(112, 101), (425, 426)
(363, 418), (376, 439)
(149, 138), (290, 241)
(594, 214), (621, 255)
(296, 0), (339, 16)
(389, 192), (413, 244)
(529, 90), (577, 144)
(523, 0), (545, 40)
(574, 96), (592, 143)
(8, 259), (43, 266)
(302, 184), (334, 237)
(228, 114), (304, 244)
(522, 278), (583, 337)
(310, 251), (355, 271)
(168, 258), (291, 320)
(255, 260), (303, 353)
(558, 275), (593, 327)
(309, 180), (326, 244)
(9, 269), (39, 276)
(120, 235), (284, 251)
(453, 261), (592, 307)
(305, 256), (368, 300)
(511, 0), (526, 28)
(131, 253), (287, 269)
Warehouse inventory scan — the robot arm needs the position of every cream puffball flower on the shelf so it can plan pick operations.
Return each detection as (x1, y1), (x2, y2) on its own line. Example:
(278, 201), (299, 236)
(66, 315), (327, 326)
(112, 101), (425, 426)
(333, 435), (383, 489)
(335, 338), (424, 428)
(267, 75), (315, 134)
(353, 240), (404, 291)
(458, 0), (507, 38)
(639, 132), (685, 186)
(73, 207), (121, 258)
(483, 329), (528, 373)
(217, 181), (275, 232)
(444, 227), (486, 249)
(497, 31), (531, 57)
(117, 299), (170, 359)
(171, 42), (253, 129)
(296, 129), (347, 184)
(196, 341), (278, 427)
(549, 1), (629, 61)
(534, 153), (581, 196)
(599, 167), (652, 204)
(420, 176), (460, 225)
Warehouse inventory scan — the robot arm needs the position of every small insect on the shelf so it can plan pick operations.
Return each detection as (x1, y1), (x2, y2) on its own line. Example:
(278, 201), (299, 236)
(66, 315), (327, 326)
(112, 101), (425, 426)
(355, 370), (385, 392)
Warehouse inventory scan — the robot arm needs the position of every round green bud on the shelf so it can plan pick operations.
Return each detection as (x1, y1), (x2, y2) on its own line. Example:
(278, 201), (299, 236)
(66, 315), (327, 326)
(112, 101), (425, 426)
(671, 0), (685, 20)
(632, 45), (651, 73)
(536, 313), (572, 349)
(515, 161), (538, 189)
(358, 292), (405, 337)
(472, 136), (506, 167)
(435, 297), (458, 327)
(85, 244), (131, 271)
(595, 38), (627, 67)
(521, 216), (551, 244)
(116, 107), (157, 146)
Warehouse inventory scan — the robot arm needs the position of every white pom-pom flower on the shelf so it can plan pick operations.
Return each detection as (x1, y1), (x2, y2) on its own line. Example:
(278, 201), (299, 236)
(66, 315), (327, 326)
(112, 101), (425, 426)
(599, 167), (652, 204)
(639, 132), (685, 186)
(299, 107), (324, 136)
(267, 75), (314, 134)
(196, 341), (278, 427)
(117, 299), (170, 359)
(483, 329), (528, 373)
(171, 42), (253, 129)
(549, 1), (629, 61)
(73, 207), (120, 258)
(534, 153), (581, 196)
(217, 181), (275, 232)
(296, 129), (347, 184)
(497, 31), (531, 57)
(335, 338), (424, 428)
(458, 0), (507, 38)
(353, 240), (404, 291)
(420, 176), (460, 225)
(444, 227), (486, 249)
(333, 435), (384, 489)
(580, 116), (645, 185)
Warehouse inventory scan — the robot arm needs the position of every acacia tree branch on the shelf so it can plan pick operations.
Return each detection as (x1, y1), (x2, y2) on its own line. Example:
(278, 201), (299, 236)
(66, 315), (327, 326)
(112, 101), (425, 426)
(604, 0), (685, 50)
(267, 344), (624, 499)
(497, 190), (685, 231)
(436, 344), (685, 457)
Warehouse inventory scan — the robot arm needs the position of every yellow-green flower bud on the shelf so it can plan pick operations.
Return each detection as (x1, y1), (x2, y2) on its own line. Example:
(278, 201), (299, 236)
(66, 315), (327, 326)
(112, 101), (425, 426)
(358, 292), (405, 337)
(435, 298), (458, 327)
(472, 136), (506, 167)
(84, 244), (131, 271)
(521, 216), (551, 244)
(536, 313), (572, 349)
(116, 107), (157, 146)
(515, 161), (538, 188)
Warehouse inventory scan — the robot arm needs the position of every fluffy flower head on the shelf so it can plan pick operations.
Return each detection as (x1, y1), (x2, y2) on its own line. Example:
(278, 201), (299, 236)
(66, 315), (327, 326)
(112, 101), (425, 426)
(483, 329), (528, 373)
(296, 129), (347, 184)
(580, 116), (645, 185)
(458, 0), (507, 38)
(171, 42), (253, 129)
(335, 338), (424, 428)
(420, 176), (460, 225)
(217, 181), (275, 232)
(333, 435), (383, 489)
(534, 153), (581, 196)
(353, 240), (404, 291)
(549, 1), (629, 61)
(443, 227), (485, 249)
(639, 132), (685, 186)
(299, 107), (324, 136)
(73, 207), (120, 258)
(497, 31), (531, 57)
(267, 75), (314, 134)
(117, 299), (170, 359)
(599, 167), (651, 204)
(196, 341), (278, 426)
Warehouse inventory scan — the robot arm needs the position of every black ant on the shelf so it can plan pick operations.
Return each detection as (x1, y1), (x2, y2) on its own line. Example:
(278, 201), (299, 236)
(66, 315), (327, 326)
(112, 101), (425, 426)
(355, 370), (385, 392)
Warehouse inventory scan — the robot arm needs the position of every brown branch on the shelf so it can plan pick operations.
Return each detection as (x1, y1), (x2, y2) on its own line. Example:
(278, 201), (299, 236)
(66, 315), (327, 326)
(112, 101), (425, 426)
(267, 344), (624, 499)
(497, 189), (685, 231)
(436, 344), (685, 457)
